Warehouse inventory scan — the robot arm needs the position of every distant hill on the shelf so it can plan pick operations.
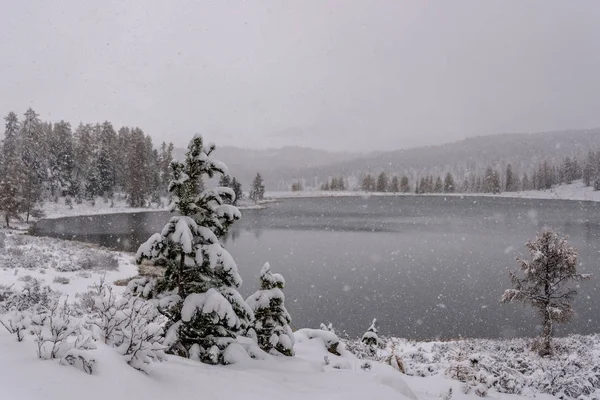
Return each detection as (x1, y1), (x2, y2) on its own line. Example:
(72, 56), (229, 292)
(177, 129), (600, 190)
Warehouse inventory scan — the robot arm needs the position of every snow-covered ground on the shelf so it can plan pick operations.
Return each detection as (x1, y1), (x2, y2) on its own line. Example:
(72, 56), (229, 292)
(37, 196), (266, 220)
(1, 323), (557, 400)
(0, 231), (138, 297)
(269, 180), (600, 202)
(0, 229), (591, 400)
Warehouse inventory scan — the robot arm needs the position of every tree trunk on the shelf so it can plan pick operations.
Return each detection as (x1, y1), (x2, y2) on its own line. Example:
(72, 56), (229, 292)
(540, 308), (553, 356)
(178, 253), (185, 298)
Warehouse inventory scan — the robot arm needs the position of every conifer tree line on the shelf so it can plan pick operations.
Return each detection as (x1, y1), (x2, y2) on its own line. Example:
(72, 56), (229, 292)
(0, 108), (174, 226)
(351, 153), (600, 195)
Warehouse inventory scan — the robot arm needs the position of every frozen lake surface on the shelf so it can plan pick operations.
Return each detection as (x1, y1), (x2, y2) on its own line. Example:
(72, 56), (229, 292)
(33, 195), (600, 339)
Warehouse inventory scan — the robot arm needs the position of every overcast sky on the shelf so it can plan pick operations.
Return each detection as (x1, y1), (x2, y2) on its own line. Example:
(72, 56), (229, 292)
(1, 1), (600, 152)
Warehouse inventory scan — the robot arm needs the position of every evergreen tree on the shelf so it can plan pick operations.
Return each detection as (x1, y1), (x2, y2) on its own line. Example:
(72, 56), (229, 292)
(159, 141), (174, 192)
(522, 172), (531, 191)
(502, 230), (591, 356)
(246, 262), (294, 356)
(376, 172), (389, 192)
(136, 135), (251, 364)
(361, 318), (380, 347)
(400, 175), (410, 193)
(0, 112), (26, 227)
(219, 174), (231, 188)
(389, 176), (400, 193)
(96, 121), (118, 197)
(434, 176), (443, 193)
(443, 172), (455, 193)
(73, 123), (95, 198)
(505, 164), (516, 192)
(361, 174), (375, 192)
(583, 151), (595, 187)
(291, 181), (303, 191)
(231, 178), (243, 205)
(125, 128), (152, 207)
(48, 121), (75, 197)
(249, 173), (265, 202)
(483, 167), (500, 193)
(20, 108), (45, 221)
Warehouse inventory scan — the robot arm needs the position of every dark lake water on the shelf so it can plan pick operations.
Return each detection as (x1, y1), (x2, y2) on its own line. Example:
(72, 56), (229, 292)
(32, 196), (600, 340)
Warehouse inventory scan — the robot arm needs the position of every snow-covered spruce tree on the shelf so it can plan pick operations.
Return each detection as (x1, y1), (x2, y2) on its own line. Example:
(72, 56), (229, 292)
(502, 229), (591, 356)
(231, 177), (243, 205)
(136, 135), (252, 364)
(246, 262), (294, 356)
(20, 108), (46, 222)
(249, 172), (265, 203)
(361, 318), (381, 347)
(0, 112), (26, 228)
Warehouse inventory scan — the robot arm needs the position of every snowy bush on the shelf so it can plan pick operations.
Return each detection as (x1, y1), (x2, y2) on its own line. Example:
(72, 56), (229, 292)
(86, 281), (166, 372)
(0, 278), (58, 311)
(361, 318), (382, 347)
(347, 335), (600, 399)
(52, 276), (70, 285)
(0, 309), (31, 341)
(79, 253), (119, 271)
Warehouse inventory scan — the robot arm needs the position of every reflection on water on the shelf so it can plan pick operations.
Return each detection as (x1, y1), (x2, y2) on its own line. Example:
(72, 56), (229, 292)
(32, 196), (600, 339)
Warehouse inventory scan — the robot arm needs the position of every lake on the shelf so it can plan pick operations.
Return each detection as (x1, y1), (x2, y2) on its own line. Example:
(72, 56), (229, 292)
(32, 195), (600, 340)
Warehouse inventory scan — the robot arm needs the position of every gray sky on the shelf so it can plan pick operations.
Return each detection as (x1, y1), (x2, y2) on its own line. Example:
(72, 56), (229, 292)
(1, 1), (600, 152)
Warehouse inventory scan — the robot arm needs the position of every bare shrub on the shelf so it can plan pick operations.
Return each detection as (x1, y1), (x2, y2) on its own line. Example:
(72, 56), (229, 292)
(53, 276), (70, 285)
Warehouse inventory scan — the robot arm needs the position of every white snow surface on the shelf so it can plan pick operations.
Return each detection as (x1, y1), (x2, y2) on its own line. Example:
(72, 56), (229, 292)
(0, 323), (559, 400)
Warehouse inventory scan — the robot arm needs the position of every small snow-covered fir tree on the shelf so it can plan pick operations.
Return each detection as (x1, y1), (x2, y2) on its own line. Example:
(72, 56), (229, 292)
(502, 229), (591, 356)
(246, 262), (294, 356)
(361, 318), (380, 347)
(136, 135), (253, 364)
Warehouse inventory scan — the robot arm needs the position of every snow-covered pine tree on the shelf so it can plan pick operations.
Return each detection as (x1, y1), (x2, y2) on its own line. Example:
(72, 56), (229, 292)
(159, 142), (174, 192)
(389, 176), (400, 193)
(246, 262), (294, 356)
(376, 172), (389, 192)
(400, 175), (410, 193)
(0, 112), (26, 228)
(47, 121), (75, 197)
(20, 108), (46, 221)
(443, 172), (455, 193)
(136, 135), (252, 364)
(505, 164), (516, 192)
(434, 176), (443, 193)
(502, 229), (592, 356)
(96, 121), (118, 198)
(583, 151), (595, 187)
(361, 173), (375, 192)
(361, 318), (380, 347)
(231, 178), (243, 205)
(249, 173), (265, 202)
(126, 128), (151, 207)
